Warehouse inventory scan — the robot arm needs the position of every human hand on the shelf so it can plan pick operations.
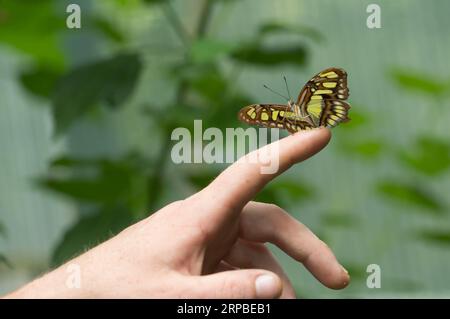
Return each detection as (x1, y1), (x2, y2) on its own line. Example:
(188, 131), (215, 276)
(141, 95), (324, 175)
(6, 128), (349, 299)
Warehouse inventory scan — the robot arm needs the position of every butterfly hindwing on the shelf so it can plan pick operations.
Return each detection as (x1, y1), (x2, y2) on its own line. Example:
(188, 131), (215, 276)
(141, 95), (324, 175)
(238, 104), (289, 129)
(320, 100), (351, 127)
(284, 118), (315, 133)
(238, 104), (313, 133)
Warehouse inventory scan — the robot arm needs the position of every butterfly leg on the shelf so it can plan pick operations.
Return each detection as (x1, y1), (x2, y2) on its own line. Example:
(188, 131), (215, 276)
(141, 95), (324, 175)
(291, 104), (310, 121)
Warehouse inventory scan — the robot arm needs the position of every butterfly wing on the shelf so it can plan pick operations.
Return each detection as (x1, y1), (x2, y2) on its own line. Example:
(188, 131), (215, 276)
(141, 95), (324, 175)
(284, 118), (315, 133)
(238, 104), (288, 129)
(238, 104), (313, 133)
(296, 67), (350, 128)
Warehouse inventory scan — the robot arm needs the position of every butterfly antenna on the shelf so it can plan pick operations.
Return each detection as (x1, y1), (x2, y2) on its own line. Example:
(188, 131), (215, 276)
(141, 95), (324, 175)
(263, 84), (289, 101)
(283, 75), (292, 101)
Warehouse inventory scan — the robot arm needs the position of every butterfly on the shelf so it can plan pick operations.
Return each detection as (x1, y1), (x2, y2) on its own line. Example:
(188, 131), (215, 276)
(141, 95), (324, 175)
(238, 67), (351, 133)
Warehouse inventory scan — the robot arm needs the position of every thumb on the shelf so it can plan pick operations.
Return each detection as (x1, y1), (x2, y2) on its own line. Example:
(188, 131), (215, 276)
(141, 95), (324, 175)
(194, 270), (282, 299)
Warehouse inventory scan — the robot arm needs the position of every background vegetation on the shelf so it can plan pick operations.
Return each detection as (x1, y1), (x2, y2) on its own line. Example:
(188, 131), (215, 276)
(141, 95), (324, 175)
(1, 0), (450, 297)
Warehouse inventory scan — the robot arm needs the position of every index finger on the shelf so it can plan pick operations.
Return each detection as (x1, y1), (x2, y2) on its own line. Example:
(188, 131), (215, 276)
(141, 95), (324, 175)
(193, 128), (331, 219)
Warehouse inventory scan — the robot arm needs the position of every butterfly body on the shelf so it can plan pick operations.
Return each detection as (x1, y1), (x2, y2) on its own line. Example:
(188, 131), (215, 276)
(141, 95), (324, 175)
(238, 67), (351, 133)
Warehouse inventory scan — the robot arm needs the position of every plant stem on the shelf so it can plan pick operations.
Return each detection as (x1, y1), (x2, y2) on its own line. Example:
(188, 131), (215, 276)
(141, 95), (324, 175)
(162, 1), (191, 47)
(196, 0), (213, 38)
(147, 0), (215, 212)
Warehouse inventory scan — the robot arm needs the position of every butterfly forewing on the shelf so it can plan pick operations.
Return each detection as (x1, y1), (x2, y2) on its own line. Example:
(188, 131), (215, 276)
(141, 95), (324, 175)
(297, 67), (350, 128)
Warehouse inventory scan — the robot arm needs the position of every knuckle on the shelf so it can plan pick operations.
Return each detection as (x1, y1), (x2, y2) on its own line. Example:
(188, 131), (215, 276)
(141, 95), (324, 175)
(250, 242), (270, 255)
(318, 238), (331, 251)
(188, 221), (210, 244)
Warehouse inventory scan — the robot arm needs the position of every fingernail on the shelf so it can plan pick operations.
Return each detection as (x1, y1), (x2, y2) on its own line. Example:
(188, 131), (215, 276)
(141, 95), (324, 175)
(341, 265), (349, 275)
(341, 265), (351, 286)
(255, 274), (279, 298)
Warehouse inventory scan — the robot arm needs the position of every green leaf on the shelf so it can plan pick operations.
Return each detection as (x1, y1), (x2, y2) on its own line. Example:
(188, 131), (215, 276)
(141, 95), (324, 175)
(52, 53), (142, 133)
(398, 136), (450, 176)
(274, 181), (314, 201)
(20, 64), (61, 98)
(190, 67), (228, 102)
(415, 229), (450, 246)
(93, 17), (125, 43)
(254, 187), (278, 204)
(341, 140), (383, 158)
(173, 62), (228, 98)
(390, 69), (448, 97)
(0, 221), (6, 238)
(376, 180), (444, 214)
(338, 109), (369, 130)
(41, 178), (127, 204)
(0, 254), (13, 269)
(254, 180), (313, 204)
(39, 155), (149, 207)
(51, 207), (134, 267)
(0, 0), (65, 68)
(49, 156), (94, 168)
(187, 170), (218, 190)
(205, 94), (254, 131)
(231, 44), (307, 67)
(259, 22), (324, 43)
(190, 39), (235, 63)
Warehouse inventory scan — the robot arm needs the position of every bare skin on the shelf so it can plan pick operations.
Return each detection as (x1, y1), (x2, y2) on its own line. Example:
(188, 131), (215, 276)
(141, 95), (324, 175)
(4, 128), (349, 299)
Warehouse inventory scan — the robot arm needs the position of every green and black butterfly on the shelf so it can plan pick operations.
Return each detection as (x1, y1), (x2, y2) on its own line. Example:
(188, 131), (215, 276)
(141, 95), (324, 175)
(238, 67), (351, 133)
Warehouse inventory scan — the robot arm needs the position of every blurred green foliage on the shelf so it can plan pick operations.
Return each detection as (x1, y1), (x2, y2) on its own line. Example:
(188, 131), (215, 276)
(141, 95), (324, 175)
(52, 53), (142, 133)
(20, 65), (62, 98)
(0, 222), (9, 268)
(0, 0), (65, 68)
(390, 68), (450, 97)
(398, 137), (450, 176)
(387, 67), (450, 247)
(39, 154), (150, 210)
(0, 222), (5, 238)
(1, 0), (450, 297)
(376, 180), (444, 214)
(416, 229), (450, 246)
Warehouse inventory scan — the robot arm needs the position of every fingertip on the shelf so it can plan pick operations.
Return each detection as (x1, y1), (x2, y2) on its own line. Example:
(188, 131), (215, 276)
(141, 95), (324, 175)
(328, 276), (351, 290)
(302, 243), (350, 291)
(318, 127), (332, 145)
(255, 272), (283, 299)
(292, 127), (331, 145)
(283, 127), (332, 163)
(313, 127), (332, 150)
(324, 265), (351, 290)
(339, 265), (351, 289)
